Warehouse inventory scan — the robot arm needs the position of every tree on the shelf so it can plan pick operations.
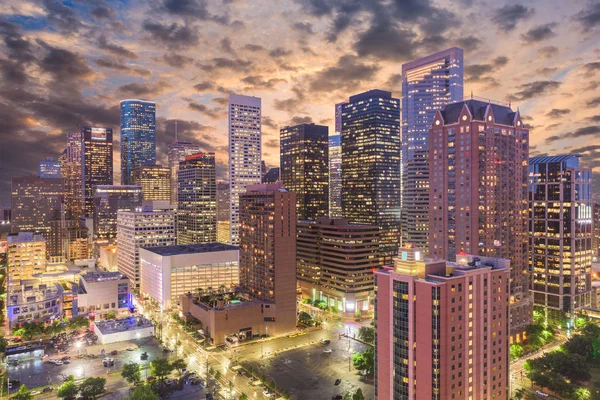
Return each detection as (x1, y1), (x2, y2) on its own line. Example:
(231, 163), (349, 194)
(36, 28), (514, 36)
(343, 394), (352, 400)
(352, 388), (365, 400)
(130, 384), (159, 400)
(122, 362), (142, 385)
(172, 359), (187, 376)
(238, 393), (249, 400)
(11, 385), (33, 400)
(357, 326), (375, 344)
(68, 316), (90, 330)
(572, 387), (592, 400)
(150, 358), (173, 381)
(78, 377), (106, 399)
(510, 343), (524, 360)
(298, 311), (312, 325)
(57, 376), (78, 400)
(0, 336), (7, 353)
(106, 311), (116, 320)
(352, 348), (374, 376)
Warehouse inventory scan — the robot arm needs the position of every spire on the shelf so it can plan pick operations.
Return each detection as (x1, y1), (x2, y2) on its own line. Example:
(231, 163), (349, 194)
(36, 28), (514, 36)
(175, 120), (178, 142)
(470, 90), (473, 100)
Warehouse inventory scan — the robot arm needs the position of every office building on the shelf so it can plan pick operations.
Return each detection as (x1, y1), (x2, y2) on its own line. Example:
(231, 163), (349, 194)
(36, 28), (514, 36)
(341, 90), (401, 262)
(401, 48), (463, 251)
(77, 271), (131, 319)
(117, 202), (176, 288)
(594, 202), (600, 260)
(140, 243), (239, 310)
(38, 157), (61, 178)
(7, 232), (46, 286)
(280, 123), (329, 220)
(82, 127), (114, 217)
(120, 99), (156, 185)
(529, 155), (593, 322)
(297, 218), (380, 312)
(62, 131), (84, 219)
(177, 153), (217, 245)
(131, 165), (171, 201)
(375, 245), (509, 400)
(7, 281), (63, 329)
(429, 98), (530, 340)
(168, 141), (202, 205)
(11, 176), (63, 242)
(48, 211), (89, 262)
(228, 94), (262, 245)
(99, 245), (118, 272)
(239, 183), (297, 334)
(328, 134), (342, 218)
(262, 168), (280, 184)
(217, 182), (231, 244)
(93, 185), (143, 244)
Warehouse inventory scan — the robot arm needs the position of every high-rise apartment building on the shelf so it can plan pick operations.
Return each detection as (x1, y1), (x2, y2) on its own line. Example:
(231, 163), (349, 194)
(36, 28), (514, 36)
(117, 202), (176, 288)
(429, 99), (530, 340)
(529, 155), (593, 322)
(401, 48), (464, 250)
(341, 90), (401, 262)
(297, 218), (380, 312)
(120, 99), (156, 185)
(131, 165), (171, 201)
(217, 182), (231, 244)
(280, 123), (329, 220)
(228, 94), (262, 245)
(93, 185), (143, 243)
(82, 127), (114, 217)
(375, 245), (510, 399)
(328, 134), (342, 219)
(239, 183), (297, 334)
(168, 141), (202, 205)
(7, 232), (47, 286)
(62, 131), (84, 219)
(38, 157), (61, 178)
(177, 153), (216, 245)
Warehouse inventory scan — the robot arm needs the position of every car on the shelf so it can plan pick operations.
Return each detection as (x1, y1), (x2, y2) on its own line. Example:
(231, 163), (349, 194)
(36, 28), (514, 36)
(332, 396), (343, 400)
(205, 394), (213, 400)
(323, 349), (332, 354)
(52, 360), (63, 365)
(535, 391), (549, 398)
(8, 380), (21, 390)
(63, 360), (70, 364)
(102, 358), (115, 367)
(11, 360), (18, 366)
(141, 352), (149, 361)
(42, 387), (54, 393)
(334, 378), (341, 386)
(162, 347), (174, 353)
(320, 339), (331, 345)
(126, 347), (134, 351)
(61, 356), (71, 361)
(263, 389), (273, 398)
(298, 331), (307, 336)
(110, 350), (118, 355)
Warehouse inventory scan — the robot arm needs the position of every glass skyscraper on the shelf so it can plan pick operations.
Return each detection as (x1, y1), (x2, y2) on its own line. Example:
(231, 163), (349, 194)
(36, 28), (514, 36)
(38, 157), (61, 178)
(82, 127), (113, 217)
(401, 48), (463, 250)
(120, 100), (156, 185)
(168, 141), (202, 205)
(328, 134), (342, 218)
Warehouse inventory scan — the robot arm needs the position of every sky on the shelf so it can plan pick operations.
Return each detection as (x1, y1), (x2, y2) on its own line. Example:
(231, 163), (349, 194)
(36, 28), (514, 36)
(1, 0), (600, 207)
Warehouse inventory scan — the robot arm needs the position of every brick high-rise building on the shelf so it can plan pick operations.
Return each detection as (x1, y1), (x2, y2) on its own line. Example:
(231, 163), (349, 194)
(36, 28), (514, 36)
(280, 123), (329, 220)
(428, 98), (530, 340)
(239, 182), (297, 334)
(168, 141), (202, 205)
(375, 245), (510, 400)
(132, 165), (171, 201)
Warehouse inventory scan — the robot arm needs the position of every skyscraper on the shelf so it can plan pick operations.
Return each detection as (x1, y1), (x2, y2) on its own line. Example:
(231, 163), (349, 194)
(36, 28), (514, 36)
(262, 168), (280, 184)
(401, 48), (464, 250)
(63, 131), (84, 219)
(594, 202), (600, 260)
(93, 185), (143, 243)
(120, 99), (156, 185)
(7, 232), (46, 286)
(177, 153), (217, 245)
(168, 141), (202, 205)
(217, 182), (231, 243)
(38, 157), (61, 178)
(239, 182), (297, 334)
(328, 134), (342, 218)
(429, 98), (530, 340)
(131, 165), (171, 201)
(529, 155), (593, 322)
(341, 90), (401, 262)
(375, 245), (509, 399)
(280, 123), (329, 220)
(228, 94), (262, 245)
(82, 127), (113, 217)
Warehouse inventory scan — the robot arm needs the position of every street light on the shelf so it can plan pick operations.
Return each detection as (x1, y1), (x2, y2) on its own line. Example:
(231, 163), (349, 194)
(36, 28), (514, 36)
(76, 341), (82, 356)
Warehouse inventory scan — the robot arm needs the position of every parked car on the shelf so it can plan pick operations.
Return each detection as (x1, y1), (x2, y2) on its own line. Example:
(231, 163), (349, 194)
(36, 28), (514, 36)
(323, 349), (332, 354)
(141, 352), (149, 361)
(535, 391), (549, 398)
(110, 350), (118, 355)
(320, 339), (331, 345)
(334, 378), (341, 386)
(61, 355), (71, 361)
(42, 387), (54, 393)
(102, 358), (115, 367)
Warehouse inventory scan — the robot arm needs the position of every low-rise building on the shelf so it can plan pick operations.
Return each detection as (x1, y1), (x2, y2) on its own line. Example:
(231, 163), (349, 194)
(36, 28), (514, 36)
(94, 316), (154, 344)
(77, 271), (131, 319)
(7, 281), (63, 329)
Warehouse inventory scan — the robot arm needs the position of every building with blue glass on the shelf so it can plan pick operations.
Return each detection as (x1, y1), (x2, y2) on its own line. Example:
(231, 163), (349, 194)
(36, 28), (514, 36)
(120, 100), (156, 185)
(38, 157), (61, 178)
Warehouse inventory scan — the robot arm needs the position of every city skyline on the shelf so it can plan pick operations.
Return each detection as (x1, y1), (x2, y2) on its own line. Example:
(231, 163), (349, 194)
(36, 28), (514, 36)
(1, 1), (600, 205)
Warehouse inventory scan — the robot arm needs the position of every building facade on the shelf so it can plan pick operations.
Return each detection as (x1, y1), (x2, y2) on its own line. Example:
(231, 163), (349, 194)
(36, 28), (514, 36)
(77, 272), (131, 319)
(280, 123), (329, 220)
(217, 182), (231, 244)
(594, 202), (600, 260)
(177, 153), (217, 245)
(228, 94), (262, 245)
(429, 99), (530, 341)
(82, 127), (114, 217)
(7, 232), (46, 286)
(262, 168), (280, 184)
(239, 183), (297, 334)
(62, 131), (84, 219)
(38, 157), (61, 178)
(297, 218), (380, 313)
(7, 282), (63, 329)
(401, 48), (464, 250)
(529, 155), (593, 322)
(341, 90), (401, 262)
(328, 134), (342, 219)
(168, 141), (202, 205)
(375, 246), (509, 400)
(131, 165), (171, 201)
(93, 185), (143, 244)
(120, 99), (156, 185)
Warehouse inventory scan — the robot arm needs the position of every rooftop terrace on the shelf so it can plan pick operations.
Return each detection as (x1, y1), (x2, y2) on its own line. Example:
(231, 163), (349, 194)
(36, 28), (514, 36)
(142, 242), (238, 256)
(94, 316), (153, 335)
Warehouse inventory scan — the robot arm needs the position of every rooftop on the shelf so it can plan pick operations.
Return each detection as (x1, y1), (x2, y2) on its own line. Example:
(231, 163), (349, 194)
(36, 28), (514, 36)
(529, 154), (581, 165)
(81, 271), (127, 283)
(440, 99), (518, 126)
(142, 242), (238, 256)
(8, 282), (63, 306)
(94, 316), (154, 335)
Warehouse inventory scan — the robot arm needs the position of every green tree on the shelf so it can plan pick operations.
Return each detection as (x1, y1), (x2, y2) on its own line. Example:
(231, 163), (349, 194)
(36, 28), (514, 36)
(172, 359), (186, 376)
(357, 326), (375, 344)
(150, 358), (173, 381)
(343, 394), (352, 400)
(68, 316), (90, 330)
(572, 387), (592, 400)
(0, 336), (7, 353)
(79, 377), (106, 399)
(352, 388), (365, 400)
(238, 393), (249, 400)
(130, 384), (159, 400)
(11, 385), (33, 400)
(122, 362), (142, 385)
(352, 348), (374, 376)
(57, 376), (78, 399)
(298, 311), (312, 325)
(510, 343), (524, 360)
(106, 311), (116, 320)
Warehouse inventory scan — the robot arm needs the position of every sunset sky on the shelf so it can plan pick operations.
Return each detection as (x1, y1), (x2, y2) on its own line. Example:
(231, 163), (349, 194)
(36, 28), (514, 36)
(1, 0), (600, 205)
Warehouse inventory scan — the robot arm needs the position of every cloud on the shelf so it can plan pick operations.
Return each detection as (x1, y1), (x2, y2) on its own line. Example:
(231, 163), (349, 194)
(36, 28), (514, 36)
(91, 4), (115, 20)
(588, 97), (600, 108)
(492, 4), (534, 31)
(241, 75), (287, 90)
(583, 62), (600, 76)
(546, 126), (600, 143)
(464, 56), (508, 87)
(269, 47), (292, 58)
(545, 108), (570, 118)
(289, 116), (313, 125)
(571, 145), (600, 154)
(292, 22), (314, 34)
(544, 135), (561, 144)
(37, 41), (94, 82)
(521, 23), (558, 43)
(306, 55), (380, 93)
(193, 81), (214, 92)
(536, 67), (558, 76)
(508, 80), (561, 101)
(262, 116), (277, 129)
(586, 115), (600, 123)
(117, 81), (171, 98)
(200, 57), (252, 72)
(573, 2), (600, 31)
(244, 44), (264, 52)
(455, 36), (482, 53)
(95, 58), (151, 76)
(41, 0), (84, 34)
(162, 53), (194, 67)
(264, 139), (279, 148)
(142, 20), (200, 48)
(187, 101), (221, 118)
(97, 36), (138, 59)
(353, 18), (416, 61)
(537, 46), (559, 58)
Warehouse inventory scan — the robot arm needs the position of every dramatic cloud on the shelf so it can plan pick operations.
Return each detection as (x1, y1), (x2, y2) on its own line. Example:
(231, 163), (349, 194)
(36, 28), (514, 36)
(242, 75), (287, 90)
(545, 108), (570, 118)
(117, 81), (171, 98)
(307, 55), (380, 93)
(492, 4), (534, 31)
(521, 23), (558, 43)
(98, 36), (138, 59)
(537, 46), (559, 58)
(142, 20), (200, 48)
(509, 81), (562, 101)
(573, 2), (600, 31)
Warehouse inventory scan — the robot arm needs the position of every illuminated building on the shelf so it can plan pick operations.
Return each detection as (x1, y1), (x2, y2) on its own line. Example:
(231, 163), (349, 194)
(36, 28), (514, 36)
(48, 211), (89, 262)
(280, 123), (329, 220)
(401, 48), (464, 251)
(594, 202), (600, 260)
(77, 271), (131, 319)
(38, 157), (61, 178)
(99, 245), (118, 272)
(239, 182), (297, 334)
(93, 185), (143, 243)
(82, 127), (113, 217)
(64, 222), (89, 261)
(228, 94), (262, 245)
(262, 168), (280, 184)
(62, 131), (84, 219)
(328, 134), (342, 218)
(117, 201), (176, 288)
(120, 99), (156, 185)
(177, 153), (216, 245)
(168, 141), (202, 205)
(529, 155), (593, 322)
(217, 182), (231, 244)
(297, 218), (380, 312)
(7, 281), (63, 329)
(428, 98), (531, 340)
(341, 90), (401, 262)
(131, 165), (171, 201)
(7, 232), (46, 286)
(375, 245), (509, 400)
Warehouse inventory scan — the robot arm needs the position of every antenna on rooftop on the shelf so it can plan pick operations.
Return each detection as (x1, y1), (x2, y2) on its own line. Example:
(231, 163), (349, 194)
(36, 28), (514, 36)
(470, 90), (473, 100)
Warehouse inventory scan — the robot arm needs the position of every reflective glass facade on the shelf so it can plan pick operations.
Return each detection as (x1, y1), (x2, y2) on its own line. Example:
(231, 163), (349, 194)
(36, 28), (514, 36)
(168, 141), (202, 205)
(328, 134), (342, 218)
(93, 185), (143, 243)
(82, 127), (113, 217)
(38, 157), (61, 178)
(120, 100), (156, 185)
